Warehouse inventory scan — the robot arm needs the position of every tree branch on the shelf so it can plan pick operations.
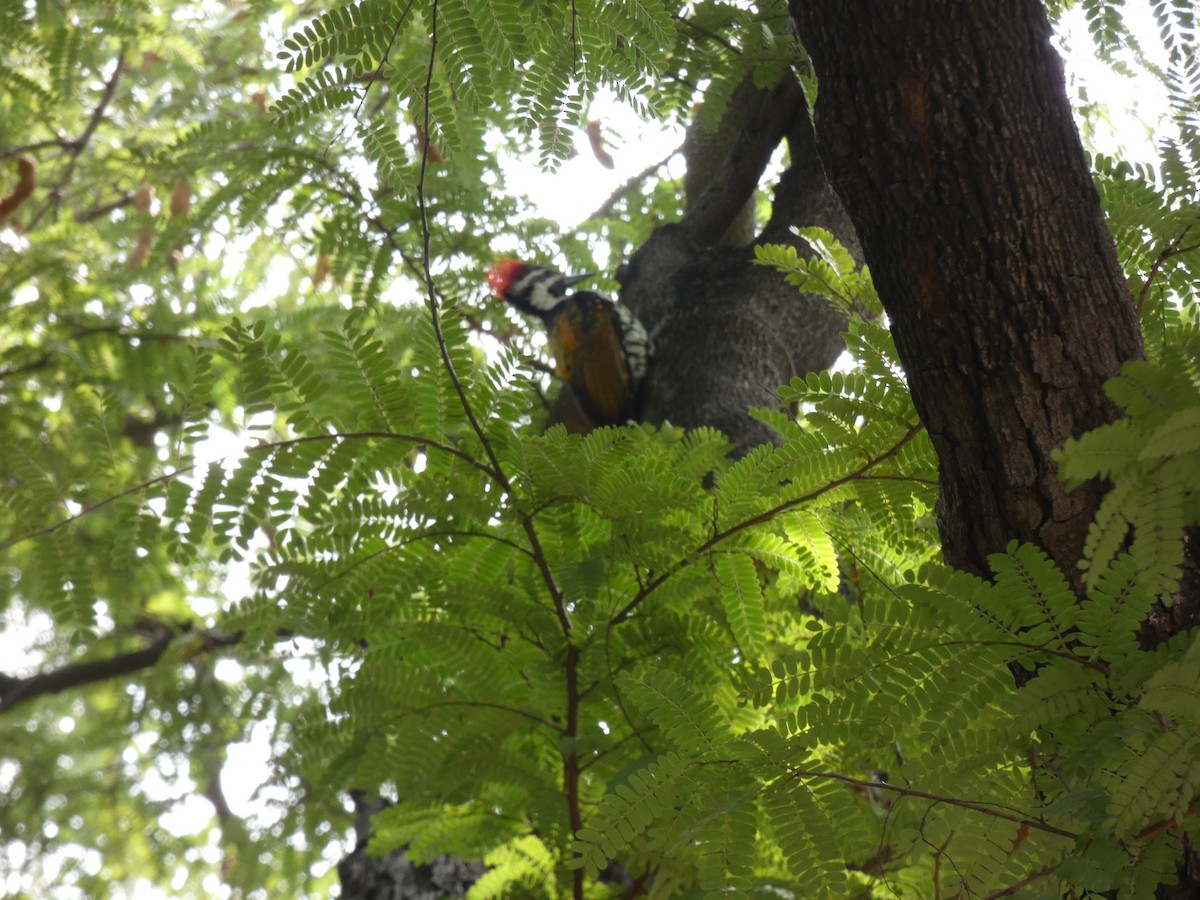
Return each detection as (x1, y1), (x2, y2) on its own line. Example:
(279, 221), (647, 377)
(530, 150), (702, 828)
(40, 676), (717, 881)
(1136, 228), (1199, 315)
(673, 14), (740, 55)
(74, 191), (136, 223)
(28, 56), (127, 229)
(786, 767), (1078, 842)
(1, 138), (76, 159)
(580, 146), (681, 224)
(0, 624), (240, 714)
(680, 74), (806, 246)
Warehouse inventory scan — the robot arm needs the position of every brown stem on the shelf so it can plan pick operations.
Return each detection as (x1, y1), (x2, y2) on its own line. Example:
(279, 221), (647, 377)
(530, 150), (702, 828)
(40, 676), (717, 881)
(564, 643), (584, 900)
(74, 191), (135, 222)
(28, 56), (127, 229)
(411, 1), (570, 641)
(406, 699), (561, 733)
(1, 138), (76, 158)
(1135, 229), (1199, 315)
(786, 768), (1078, 841)
(981, 864), (1059, 899)
(673, 14), (740, 55)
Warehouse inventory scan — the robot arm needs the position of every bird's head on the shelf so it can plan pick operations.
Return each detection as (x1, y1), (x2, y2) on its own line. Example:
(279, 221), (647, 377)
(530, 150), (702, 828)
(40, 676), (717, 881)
(487, 259), (592, 317)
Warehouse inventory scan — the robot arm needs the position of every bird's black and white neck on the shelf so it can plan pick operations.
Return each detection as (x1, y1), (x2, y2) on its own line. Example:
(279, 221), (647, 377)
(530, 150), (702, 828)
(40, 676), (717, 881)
(487, 260), (591, 319)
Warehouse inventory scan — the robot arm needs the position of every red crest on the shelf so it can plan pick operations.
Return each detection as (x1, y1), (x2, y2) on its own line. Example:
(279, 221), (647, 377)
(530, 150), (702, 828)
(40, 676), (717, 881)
(486, 259), (529, 297)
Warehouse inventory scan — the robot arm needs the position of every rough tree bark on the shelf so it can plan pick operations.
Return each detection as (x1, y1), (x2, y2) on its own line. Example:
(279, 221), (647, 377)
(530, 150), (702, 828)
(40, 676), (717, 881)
(338, 792), (485, 900)
(621, 72), (859, 454)
(789, 1), (1198, 894)
(788, 0), (1144, 586)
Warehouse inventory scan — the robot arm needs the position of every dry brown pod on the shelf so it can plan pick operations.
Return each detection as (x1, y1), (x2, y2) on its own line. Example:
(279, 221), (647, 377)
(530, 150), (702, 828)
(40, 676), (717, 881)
(413, 121), (445, 164)
(0, 155), (38, 223)
(127, 228), (155, 268)
(133, 181), (156, 215)
(313, 254), (331, 286)
(585, 120), (615, 170)
(169, 178), (192, 217)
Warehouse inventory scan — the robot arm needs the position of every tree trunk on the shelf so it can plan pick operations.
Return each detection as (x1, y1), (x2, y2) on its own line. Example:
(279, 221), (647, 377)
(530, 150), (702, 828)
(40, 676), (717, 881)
(789, 0), (1144, 587)
(789, 2), (1197, 895)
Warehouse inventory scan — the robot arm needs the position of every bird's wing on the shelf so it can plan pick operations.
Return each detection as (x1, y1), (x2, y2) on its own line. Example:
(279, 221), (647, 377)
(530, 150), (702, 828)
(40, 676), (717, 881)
(550, 299), (632, 427)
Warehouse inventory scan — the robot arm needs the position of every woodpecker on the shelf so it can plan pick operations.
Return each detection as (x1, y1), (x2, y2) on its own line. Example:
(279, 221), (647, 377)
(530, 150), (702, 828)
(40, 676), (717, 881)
(487, 259), (650, 428)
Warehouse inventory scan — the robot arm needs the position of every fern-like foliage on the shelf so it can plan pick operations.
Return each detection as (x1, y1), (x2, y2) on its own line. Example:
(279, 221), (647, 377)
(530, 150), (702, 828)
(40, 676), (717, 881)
(6, 1), (1200, 897)
(1058, 332), (1200, 600)
(1092, 154), (1200, 357)
(1152, 0), (1200, 199)
(276, 0), (409, 74)
(69, 226), (933, 896)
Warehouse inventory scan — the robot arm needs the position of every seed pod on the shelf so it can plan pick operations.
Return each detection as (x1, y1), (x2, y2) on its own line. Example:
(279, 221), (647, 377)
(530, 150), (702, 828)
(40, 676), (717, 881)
(413, 121), (444, 164)
(169, 178), (192, 217)
(0, 155), (38, 223)
(586, 120), (615, 170)
(133, 181), (155, 215)
(128, 228), (154, 268)
(313, 254), (331, 286)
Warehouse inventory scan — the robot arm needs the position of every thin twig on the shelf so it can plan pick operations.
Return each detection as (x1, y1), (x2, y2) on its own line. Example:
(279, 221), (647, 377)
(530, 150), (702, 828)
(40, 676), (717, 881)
(1, 138), (76, 159)
(409, 13), (581, 895)
(673, 14), (740, 55)
(786, 768), (1078, 841)
(981, 864), (1060, 899)
(413, 3), (507, 494)
(406, 699), (562, 733)
(28, 56), (127, 229)
(1136, 227), (1199, 314)
(411, 0), (570, 637)
(564, 643), (585, 900)
(981, 797), (1197, 898)
(571, 0), (579, 73)
(319, 527), (536, 591)
(337, 0), (418, 153)
(610, 423), (926, 624)
(73, 191), (135, 222)
(580, 145), (682, 224)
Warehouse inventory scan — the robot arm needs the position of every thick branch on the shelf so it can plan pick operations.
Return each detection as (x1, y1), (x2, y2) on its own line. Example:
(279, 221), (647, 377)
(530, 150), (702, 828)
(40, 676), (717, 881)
(0, 625), (240, 714)
(681, 74), (807, 246)
(620, 69), (856, 456)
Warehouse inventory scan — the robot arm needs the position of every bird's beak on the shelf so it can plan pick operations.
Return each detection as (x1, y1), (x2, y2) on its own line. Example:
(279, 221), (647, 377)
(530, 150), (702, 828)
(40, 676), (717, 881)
(562, 272), (594, 287)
